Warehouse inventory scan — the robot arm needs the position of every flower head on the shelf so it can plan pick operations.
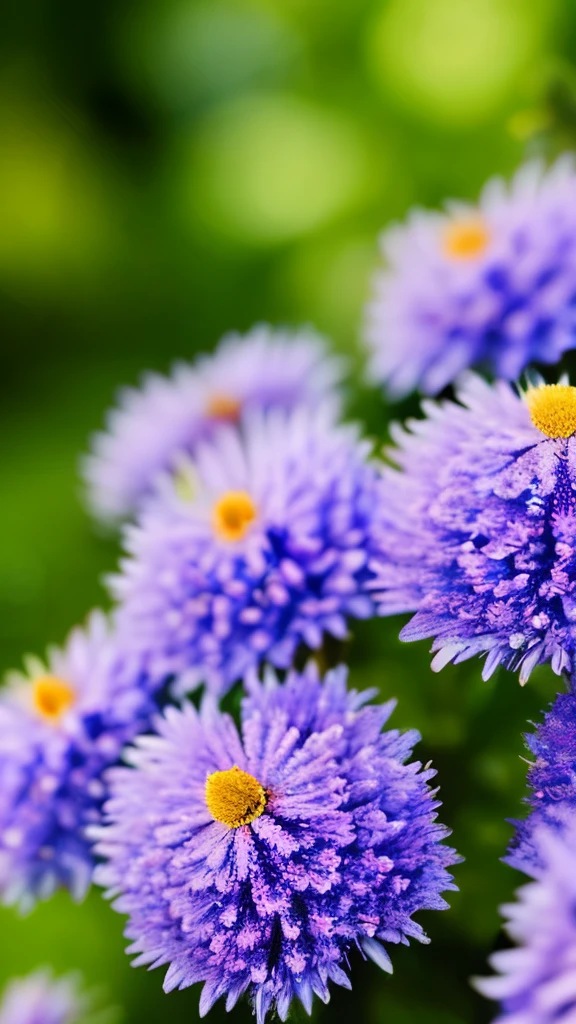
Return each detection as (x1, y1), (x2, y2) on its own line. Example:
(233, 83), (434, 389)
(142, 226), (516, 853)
(93, 663), (458, 1023)
(370, 373), (576, 684)
(475, 821), (576, 1023)
(366, 158), (576, 398)
(507, 690), (576, 875)
(83, 325), (343, 524)
(0, 612), (153, 910)
(110, 405), (382, 695)
(0, 970), (89, 1024)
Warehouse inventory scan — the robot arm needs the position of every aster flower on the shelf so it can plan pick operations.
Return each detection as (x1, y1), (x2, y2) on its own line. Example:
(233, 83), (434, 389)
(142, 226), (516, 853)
(110, 404), (382, 696)
(0, 612), (153, 910)
(93, 663), (458, 1023)
(475, 820), (576, 1023)
(83, 324), (344, 524)
(370, 373), (576, 684)
(0, 970), (91, 1024)
(366, 157), (576, 398)
(506, 690), (576, 875)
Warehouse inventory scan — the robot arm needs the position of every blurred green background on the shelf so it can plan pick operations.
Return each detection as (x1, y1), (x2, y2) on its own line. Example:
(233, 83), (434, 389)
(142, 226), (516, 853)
(2, 0), (576, 1020)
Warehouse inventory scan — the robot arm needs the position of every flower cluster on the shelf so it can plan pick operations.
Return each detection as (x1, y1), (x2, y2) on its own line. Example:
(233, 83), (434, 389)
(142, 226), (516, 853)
(366, 158), (576, 398)
(94, 664), (458, 1023)
(0, 612), (153, 910)
(83, 324), (343, 524)
(13, 152), (576, 1023)
(371, 373), (576, 685)
(0, 970), (90, 1024)
(111, 405), (383, 695)
(476, 821), (576, 1023)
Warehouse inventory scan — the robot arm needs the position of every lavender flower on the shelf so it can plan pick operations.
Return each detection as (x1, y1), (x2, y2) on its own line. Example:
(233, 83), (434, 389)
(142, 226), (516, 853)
(83, 324), (343, 524)
(0, 612), (153, 910)
(371, 373), (576, 684)
(366, 158), (576, 398)
(507, 690), (576, 875)
(110, 405), (382, 695)
(0, 970), (89, 1024)
(93, 663), (458, 1023)
(475, 820), (576, 1023)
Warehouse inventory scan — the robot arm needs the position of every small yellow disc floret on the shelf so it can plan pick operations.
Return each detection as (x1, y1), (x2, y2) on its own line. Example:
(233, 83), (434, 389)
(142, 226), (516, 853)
(212, 490), (257, 542)
(526, 384), (576, 439)
(32, 676), (76, 723)
(205, 766), (267, 828)
(206, 393), (242, 422)
(442, 217), (491, 261)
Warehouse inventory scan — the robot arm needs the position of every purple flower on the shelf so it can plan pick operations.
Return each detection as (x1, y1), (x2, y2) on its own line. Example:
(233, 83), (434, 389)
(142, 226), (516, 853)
(110, 405), (382, 696)
(365, 158), (576, 398)
(0, 612), (153, 910)
(507, 690), (576, 875)
(475, 820), (576, 1023)
(0, 970), (90, 1024)
(370, 373), (576, 684)
(93, 663), (458, 1023)
(83, 324), (343, 524)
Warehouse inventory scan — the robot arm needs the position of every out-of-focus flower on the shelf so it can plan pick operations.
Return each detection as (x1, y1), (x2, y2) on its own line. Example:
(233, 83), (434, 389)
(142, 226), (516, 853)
(366, 159), (576, 398)
(93, 664), (458, 1023)
(83, 324), (343, 524)
(0, 969), (89, 1024)
(507, 690), (576, 875)
(110, 405), (382, 696)
(0, 612), (153, 910)
(475, 821), (576, 1023)
(370, 374), (576, 685)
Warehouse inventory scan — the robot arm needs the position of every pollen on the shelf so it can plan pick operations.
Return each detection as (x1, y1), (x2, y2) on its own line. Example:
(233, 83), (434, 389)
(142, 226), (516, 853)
(205, 766), (267, 828)
(442, 217), (491, 261)
(213, 490), (257, 541)
(206, 393), (242, 422)
(526, 383), (576, 439)
(32, 675), (76, 723)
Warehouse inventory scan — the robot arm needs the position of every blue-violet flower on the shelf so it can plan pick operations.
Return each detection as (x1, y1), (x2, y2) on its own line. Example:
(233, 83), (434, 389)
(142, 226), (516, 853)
(370, 373), (576, 684)
(366, 158), (576, 398)
(110, 405), (382, 695)
(507, 689), (576, 875)
(93, 663), (458, 1023)
(475, 820), (576, 1023)
(0, 612), (153, 910)
(0, 970), (91, 1024)
(83, 324), (343, 524)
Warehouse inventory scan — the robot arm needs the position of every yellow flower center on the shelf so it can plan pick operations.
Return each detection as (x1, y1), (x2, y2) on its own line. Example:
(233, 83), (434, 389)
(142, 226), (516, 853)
(442, 217), (490, 260)
(526, 384), (576, 439)
(205, 766), (267, 828)
(206, 393), (242, 422)
(212, 490), (257, 541)
(32, 676), (76, 723)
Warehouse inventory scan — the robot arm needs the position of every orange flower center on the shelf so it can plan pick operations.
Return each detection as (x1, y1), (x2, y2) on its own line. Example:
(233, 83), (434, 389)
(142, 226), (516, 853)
(206, 393), (242, 422)
(526, 384), (576, 439)
(32, 676), (76, 723)
(205, 766), (267, 828)
(212, 490), (257, 541)
(442, 217), (490, 261)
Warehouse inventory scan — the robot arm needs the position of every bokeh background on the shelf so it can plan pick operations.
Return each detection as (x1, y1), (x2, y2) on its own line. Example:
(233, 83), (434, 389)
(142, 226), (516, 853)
(3, 0), (576, 1020)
